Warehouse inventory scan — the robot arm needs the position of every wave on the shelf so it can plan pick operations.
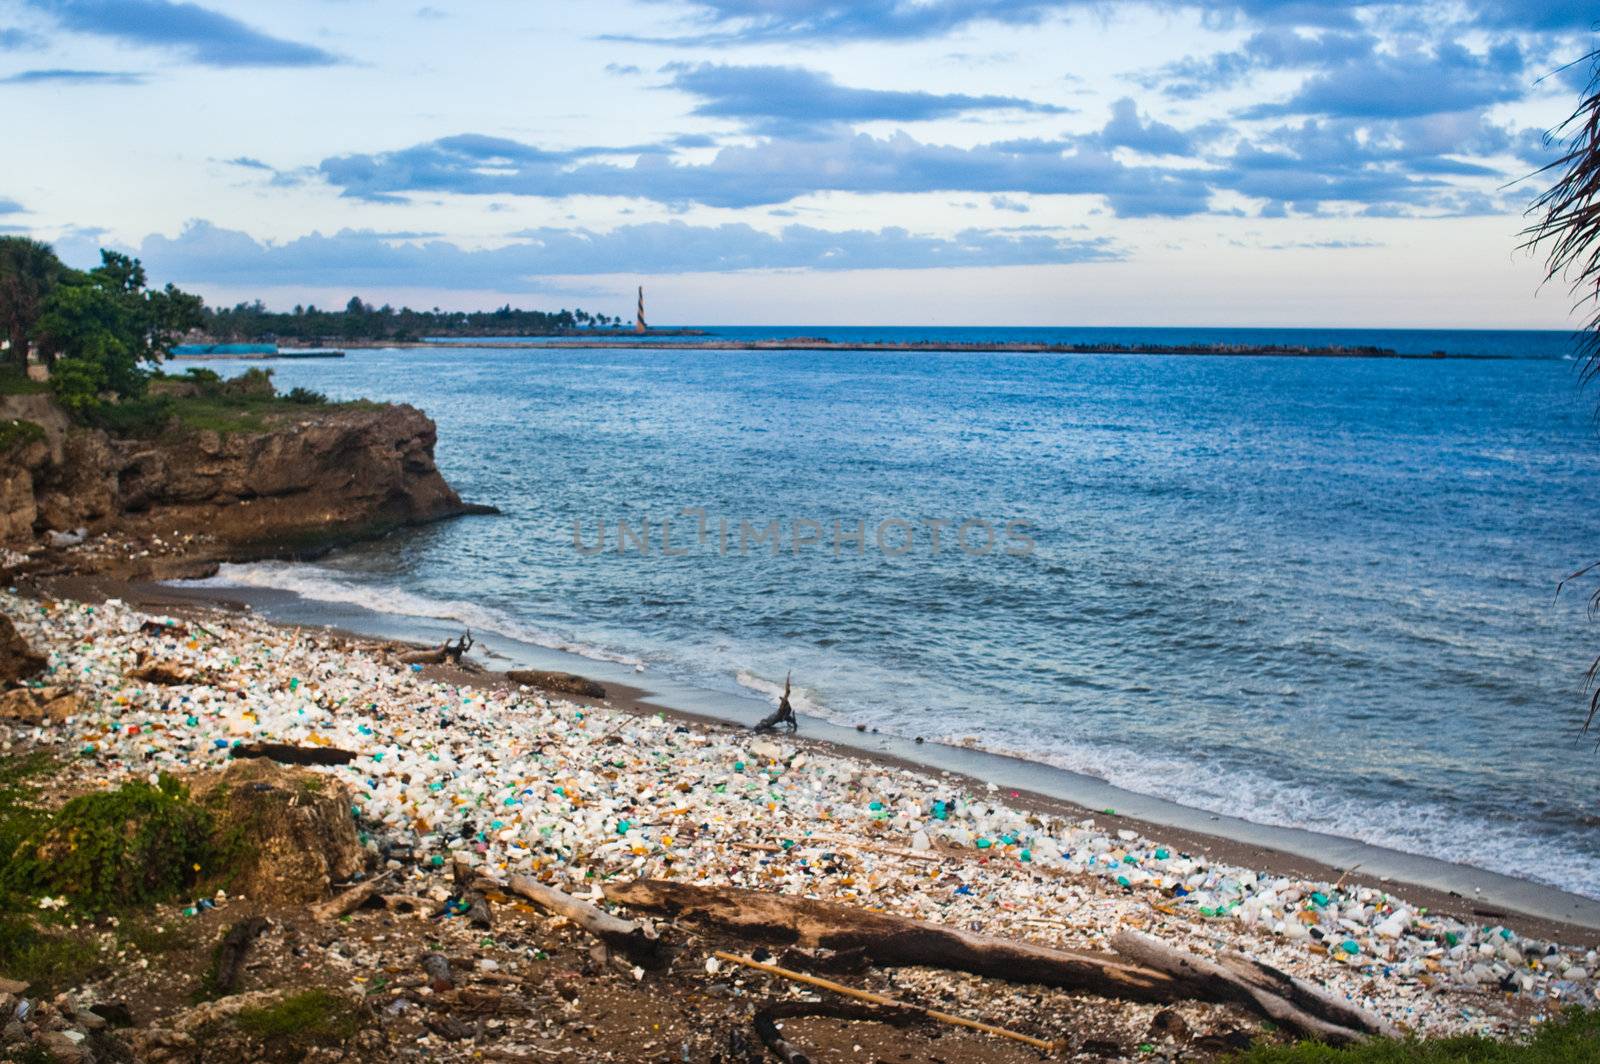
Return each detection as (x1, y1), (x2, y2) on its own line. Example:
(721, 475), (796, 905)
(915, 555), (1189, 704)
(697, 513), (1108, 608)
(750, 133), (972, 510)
(184, 560), (1600, 901)
(184, 562), (647, 668)
(953, 732), (1600, 900)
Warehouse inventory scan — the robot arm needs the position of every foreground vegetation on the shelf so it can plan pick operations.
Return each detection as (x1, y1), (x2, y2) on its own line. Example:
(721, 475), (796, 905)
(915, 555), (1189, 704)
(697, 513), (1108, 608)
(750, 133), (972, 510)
(1233, 1010), (1600, 1062)
(0, 754), (235, 991)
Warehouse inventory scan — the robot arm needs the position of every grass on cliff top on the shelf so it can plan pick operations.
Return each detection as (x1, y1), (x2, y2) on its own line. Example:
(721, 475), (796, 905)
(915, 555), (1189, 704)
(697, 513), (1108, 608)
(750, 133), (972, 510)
(165, 394), (380, 435)
(1230, 1008), (1600, 1063)
(91, 391), (380, 437)
(0, 418), (44, 453)
(0, 368), (50, 396)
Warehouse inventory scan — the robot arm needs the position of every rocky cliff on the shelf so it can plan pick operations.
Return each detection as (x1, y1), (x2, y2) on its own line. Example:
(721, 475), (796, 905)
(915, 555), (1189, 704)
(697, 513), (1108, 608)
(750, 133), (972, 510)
(0, 392), (491, 575)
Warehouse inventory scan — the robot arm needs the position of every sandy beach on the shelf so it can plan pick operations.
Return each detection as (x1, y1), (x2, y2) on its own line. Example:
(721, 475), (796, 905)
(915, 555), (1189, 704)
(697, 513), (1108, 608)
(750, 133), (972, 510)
(2, 576), (1596, 1058)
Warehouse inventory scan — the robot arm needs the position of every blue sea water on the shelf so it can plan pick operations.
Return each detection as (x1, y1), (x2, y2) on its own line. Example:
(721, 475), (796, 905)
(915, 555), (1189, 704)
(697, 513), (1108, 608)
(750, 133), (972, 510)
(183, 327), (1600, 898)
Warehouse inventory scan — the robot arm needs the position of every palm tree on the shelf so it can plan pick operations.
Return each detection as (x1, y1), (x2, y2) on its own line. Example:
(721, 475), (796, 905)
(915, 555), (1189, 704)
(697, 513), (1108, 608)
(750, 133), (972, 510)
(1523, 51), (1600, 727)
(0, 236), (65, 372)
(1523, 51), (1600, 376)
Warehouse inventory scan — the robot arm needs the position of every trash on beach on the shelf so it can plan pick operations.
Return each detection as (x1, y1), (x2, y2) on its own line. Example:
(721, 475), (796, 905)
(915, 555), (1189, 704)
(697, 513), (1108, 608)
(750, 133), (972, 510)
(1, 589), (1592, 1041)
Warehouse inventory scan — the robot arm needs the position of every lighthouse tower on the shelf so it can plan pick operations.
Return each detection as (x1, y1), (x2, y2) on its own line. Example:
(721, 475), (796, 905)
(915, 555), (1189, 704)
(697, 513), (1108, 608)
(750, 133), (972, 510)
(635, 287), (647, 333)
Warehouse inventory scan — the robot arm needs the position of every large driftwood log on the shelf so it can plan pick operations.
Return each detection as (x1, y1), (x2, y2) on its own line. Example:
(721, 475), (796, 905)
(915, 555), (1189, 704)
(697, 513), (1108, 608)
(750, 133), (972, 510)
(608, 880), (1395, 1044)
(231, 742), (357, 767)
(603, 879), (1175, 1001)
(506, 875), (666, 968)
(1110, 931), (1392, 1045)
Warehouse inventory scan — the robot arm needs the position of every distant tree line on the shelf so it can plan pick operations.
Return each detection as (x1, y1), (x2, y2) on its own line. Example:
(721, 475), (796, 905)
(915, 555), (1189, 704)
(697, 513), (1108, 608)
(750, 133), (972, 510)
(203, 297), (625, 343)
(0, 237), (204, 412)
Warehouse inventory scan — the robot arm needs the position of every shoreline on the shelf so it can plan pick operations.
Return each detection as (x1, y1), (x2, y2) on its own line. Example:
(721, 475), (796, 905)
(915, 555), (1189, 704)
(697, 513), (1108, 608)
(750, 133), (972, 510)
(168, 338), (1490, 358)
(69, 571), (1600, 946)
(8, 576), (1598, 1046)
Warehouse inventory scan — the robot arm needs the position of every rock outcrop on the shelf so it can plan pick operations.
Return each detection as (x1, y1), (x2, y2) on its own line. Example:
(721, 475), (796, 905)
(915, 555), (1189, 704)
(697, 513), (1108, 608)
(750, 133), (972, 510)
(192, 758), (366, 904)
(0, 611), (46, 683)
(0, 390), (492, 571)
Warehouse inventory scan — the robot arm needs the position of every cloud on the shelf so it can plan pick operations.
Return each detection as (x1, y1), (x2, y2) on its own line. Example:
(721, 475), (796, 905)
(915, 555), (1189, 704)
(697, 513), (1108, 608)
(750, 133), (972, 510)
(662, 62), (1067, 136)
(319, 128), (1218, 216)
(1143, 29), (1379, 98)
(225, 156), (273, 171)
(0, 26), (44, 48)
(25, 0), (340, 67)
(130, 219), (1118, 288)
(0, 197), (23, 214)
(1242, 39), (1529, 119)
(621, 0), (1421, 45)
(0, 68), (145, 84)
(615, 0), (1070, 45)
(1211, 112), (1517, 214)
(1096, 97), (1197, 154)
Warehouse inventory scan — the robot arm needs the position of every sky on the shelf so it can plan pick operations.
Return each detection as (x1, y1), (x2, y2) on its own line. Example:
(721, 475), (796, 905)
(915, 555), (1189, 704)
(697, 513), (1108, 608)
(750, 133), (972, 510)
(0, 0), (1594, 327)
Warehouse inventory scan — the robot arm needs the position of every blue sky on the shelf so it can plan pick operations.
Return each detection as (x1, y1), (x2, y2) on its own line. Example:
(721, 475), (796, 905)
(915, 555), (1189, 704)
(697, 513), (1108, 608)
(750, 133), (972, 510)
(0, 0), (1592, 326)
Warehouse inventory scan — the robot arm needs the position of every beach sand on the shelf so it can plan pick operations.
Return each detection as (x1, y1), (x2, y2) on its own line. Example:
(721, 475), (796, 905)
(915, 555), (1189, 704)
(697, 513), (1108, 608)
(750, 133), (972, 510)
(3, 576), (1596, 1059)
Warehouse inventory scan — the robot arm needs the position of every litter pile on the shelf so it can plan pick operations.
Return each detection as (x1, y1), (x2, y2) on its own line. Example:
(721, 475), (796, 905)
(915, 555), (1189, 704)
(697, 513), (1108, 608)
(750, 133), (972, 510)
(1, 591), (1591, 1048)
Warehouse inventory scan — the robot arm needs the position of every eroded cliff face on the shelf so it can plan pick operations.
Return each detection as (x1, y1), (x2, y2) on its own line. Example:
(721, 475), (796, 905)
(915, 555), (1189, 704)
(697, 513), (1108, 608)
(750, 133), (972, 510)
(0, 394), (488, 571)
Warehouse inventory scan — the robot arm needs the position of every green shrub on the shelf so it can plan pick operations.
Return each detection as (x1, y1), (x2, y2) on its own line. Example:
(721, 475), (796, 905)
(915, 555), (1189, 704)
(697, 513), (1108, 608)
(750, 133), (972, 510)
(1230, 1008), (1600, 1063)
(47, 356), (106, 415)
(5, 774), (214, 915)
(80, 395), (175, 438)
(283, 386), (328, 405)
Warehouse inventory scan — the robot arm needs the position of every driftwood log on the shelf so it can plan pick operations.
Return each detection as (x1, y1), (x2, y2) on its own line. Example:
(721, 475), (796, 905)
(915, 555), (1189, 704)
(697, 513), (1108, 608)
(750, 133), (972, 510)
(753, 671), (798, 733)
(310, 871), (397, 921)
(719, 951), (1054, 1051)
(209, 916), (269, 996)
(230, 742), (357, 767)
(605, 879), (1172, 1001)
(505, 875), (666, 968)
(505, 669), (606, 699)
(608, 880), (1394, 1043)
(1111, 931), (1396, 1045)
(398, 631), (474, 666)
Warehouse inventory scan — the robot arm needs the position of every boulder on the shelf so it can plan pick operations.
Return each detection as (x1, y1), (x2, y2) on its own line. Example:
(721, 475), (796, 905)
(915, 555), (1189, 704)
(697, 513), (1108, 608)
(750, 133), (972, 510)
(506, 669), (607, 699)
(192, 759), (365, 903)
(0, 686), (86, 724)
(0, 612), (46, 683)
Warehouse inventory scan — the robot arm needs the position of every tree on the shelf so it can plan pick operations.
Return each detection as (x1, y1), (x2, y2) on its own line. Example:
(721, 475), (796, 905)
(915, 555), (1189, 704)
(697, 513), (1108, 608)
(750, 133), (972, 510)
(1523, 51), (1600, 728)
(0, 237), (66, 371)
(1524, 51), (1600, 375)
(34, 250), (204, 409)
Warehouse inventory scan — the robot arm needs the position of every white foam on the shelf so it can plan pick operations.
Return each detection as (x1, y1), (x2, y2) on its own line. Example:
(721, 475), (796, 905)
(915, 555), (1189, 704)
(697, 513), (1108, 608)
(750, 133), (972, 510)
(183, 562), (647, 669)
(179, 560), (1600, 900)
(954, 731), (1600, 901)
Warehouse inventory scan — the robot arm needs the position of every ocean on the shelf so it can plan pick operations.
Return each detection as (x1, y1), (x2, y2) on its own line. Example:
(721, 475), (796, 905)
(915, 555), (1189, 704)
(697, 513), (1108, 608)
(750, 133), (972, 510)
(179, 326), (1600, 901)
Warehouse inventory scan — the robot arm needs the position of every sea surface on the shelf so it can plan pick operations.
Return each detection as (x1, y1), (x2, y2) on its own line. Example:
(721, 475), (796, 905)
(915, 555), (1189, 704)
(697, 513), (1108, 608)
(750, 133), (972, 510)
(181, 326), (1600, 899)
